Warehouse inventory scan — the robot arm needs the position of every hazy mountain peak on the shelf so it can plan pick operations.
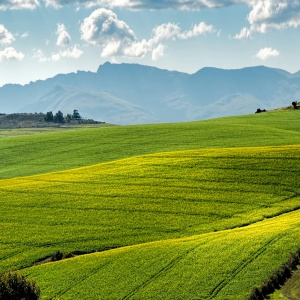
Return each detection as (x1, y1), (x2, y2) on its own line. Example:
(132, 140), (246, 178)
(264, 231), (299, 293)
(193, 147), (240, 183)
(0, 63), (297, 124)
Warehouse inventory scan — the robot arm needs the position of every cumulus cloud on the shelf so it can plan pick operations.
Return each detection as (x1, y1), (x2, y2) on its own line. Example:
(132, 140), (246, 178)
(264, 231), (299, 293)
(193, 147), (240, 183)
(33, 48), (50, 62)
(247, 0), (298, 33)
(152, 44), (165, 61)
(234, 0), (300, 39)
(233, 27), (252, 39)
(0, 47), (25, 62)
(256, 47), (280, 60)
(179, 22), (216, 39)
(55, 44), (83, 60)
(81, 8), (136, 46)
(81, 8), (216, 59)
(152, 23), (181, 43)
(81, 8), (149, 58)
(0, 24), (14, 45)
(56, 23), (71, 47)
(0, 0), (39, 10)
(33, 44), (83, 62)
(33, 21), (82, 62)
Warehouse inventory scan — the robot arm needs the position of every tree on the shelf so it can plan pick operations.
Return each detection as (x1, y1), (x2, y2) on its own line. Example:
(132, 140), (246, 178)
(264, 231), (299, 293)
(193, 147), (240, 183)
(53, 110), (64, 123)
(292, 101), (299, 109)
(65, 113), (72, 122)
(0, 272), (40, 300)
(72, 109), (81, 120)
(44, 111), (53, 122)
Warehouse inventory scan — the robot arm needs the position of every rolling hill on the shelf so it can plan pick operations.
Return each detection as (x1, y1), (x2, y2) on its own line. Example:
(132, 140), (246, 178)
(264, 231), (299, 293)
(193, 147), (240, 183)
(1, 63), (300, 124)
(1, 110), (300, 299)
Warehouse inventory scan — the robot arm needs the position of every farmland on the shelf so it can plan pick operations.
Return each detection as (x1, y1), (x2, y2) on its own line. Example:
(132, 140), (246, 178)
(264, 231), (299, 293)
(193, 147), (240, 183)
(1, 110), (300, 299)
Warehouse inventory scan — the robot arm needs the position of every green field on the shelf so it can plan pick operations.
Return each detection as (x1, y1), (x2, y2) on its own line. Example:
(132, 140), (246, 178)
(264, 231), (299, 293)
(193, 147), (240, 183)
(1, 110), (300, 299)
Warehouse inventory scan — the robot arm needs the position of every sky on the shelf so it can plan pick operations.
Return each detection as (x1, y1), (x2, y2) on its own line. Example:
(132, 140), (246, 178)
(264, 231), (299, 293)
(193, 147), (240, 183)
(0, 0), (299, 86)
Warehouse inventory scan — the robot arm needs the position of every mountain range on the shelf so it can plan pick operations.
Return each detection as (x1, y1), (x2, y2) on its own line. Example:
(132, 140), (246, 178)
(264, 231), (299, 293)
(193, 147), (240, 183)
(1, 62), (299, 125)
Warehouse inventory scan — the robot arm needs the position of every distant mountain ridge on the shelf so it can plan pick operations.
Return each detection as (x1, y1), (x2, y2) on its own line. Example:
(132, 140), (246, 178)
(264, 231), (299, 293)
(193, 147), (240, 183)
(0, 62), (299, 125)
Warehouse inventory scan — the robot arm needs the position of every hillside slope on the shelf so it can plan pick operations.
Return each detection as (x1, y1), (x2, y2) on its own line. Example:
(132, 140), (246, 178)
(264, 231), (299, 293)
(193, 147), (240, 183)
(1, 110), (300, 179)
(0, 146), (300, 299)
(1, 111), (300, 299)
(24, 209), (300, 300)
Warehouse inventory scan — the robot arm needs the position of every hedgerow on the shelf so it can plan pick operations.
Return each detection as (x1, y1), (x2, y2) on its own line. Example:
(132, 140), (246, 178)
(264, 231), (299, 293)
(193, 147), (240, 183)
(249, 248), (300, 299)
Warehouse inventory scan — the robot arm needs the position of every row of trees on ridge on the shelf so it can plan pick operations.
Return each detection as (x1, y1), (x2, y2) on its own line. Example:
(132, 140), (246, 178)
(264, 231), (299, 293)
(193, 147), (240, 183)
(44, 109), (81, 123)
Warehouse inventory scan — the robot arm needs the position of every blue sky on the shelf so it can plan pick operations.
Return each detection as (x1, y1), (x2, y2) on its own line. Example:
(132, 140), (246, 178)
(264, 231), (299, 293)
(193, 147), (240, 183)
(0, 0), (299, 86)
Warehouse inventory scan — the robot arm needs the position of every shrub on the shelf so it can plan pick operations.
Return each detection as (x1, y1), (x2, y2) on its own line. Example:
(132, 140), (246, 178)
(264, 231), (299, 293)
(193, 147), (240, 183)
(51, 250), (63, 261)
(0, 272), (40, 300)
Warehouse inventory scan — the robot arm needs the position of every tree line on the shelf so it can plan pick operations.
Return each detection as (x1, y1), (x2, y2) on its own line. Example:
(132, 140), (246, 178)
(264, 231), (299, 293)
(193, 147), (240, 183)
(44, 109), (81, 123)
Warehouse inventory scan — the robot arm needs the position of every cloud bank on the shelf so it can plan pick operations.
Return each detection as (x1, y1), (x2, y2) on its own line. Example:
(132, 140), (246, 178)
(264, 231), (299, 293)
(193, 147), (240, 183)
(80, 8), (216, 59)
(2, 1), (300, 37)
(47, 0), (300, 40)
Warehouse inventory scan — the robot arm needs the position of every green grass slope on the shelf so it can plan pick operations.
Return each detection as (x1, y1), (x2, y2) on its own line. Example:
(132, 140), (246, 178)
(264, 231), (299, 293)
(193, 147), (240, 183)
(1, 144), (300, 298)
(1, 110), (300, 299)
(1, 110), (300, 179)
(23, 209), (300, 300)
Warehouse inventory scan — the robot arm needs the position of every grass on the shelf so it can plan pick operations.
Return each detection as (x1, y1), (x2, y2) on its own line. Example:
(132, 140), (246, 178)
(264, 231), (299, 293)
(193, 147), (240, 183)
(1, 110), (300, 179)
(1, 110), (300, 298)
(23, 209), (300, 299)
(0, 124), (112, 138)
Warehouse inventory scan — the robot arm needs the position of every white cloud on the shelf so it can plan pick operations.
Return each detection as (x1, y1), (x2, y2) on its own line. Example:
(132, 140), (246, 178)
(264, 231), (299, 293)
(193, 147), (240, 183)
(81, 8), (148, 58)
(247, 0), (300, 34)
(33, 48), (50, 62)
(33, 45), (83, 62)
(152, 44), (165, 61)
(21, 32), (29, 39)
(81, 8), (216, 59)
(122, 39), (152, 58)
(152, 23), (181, 43)
(256, 47), (280, 60)
(56, 23), (71, 47)
(0, 47), (25, 62)
(51, 53), (61, 61)
(80, 8), (136, 46)
(0, 0), (39, 10)
(58, 44), (83, 59)
(233, 27), (252, 39)
(0, 24), (14, 45)
(179, 22), (216, 39)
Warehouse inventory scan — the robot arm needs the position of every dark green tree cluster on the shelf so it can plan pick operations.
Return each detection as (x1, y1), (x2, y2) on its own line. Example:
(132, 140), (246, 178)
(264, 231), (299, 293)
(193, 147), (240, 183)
(292, 101), (300, 109)
(0, 272), (40, 300)
(44, 109), (81, 123)
(44, 111), (53, 122)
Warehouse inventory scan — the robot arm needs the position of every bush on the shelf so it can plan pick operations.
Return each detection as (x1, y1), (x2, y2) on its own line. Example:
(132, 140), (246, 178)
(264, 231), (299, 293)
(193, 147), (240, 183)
(0, 272), (40, 300)
(51, 250), (63, 261)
